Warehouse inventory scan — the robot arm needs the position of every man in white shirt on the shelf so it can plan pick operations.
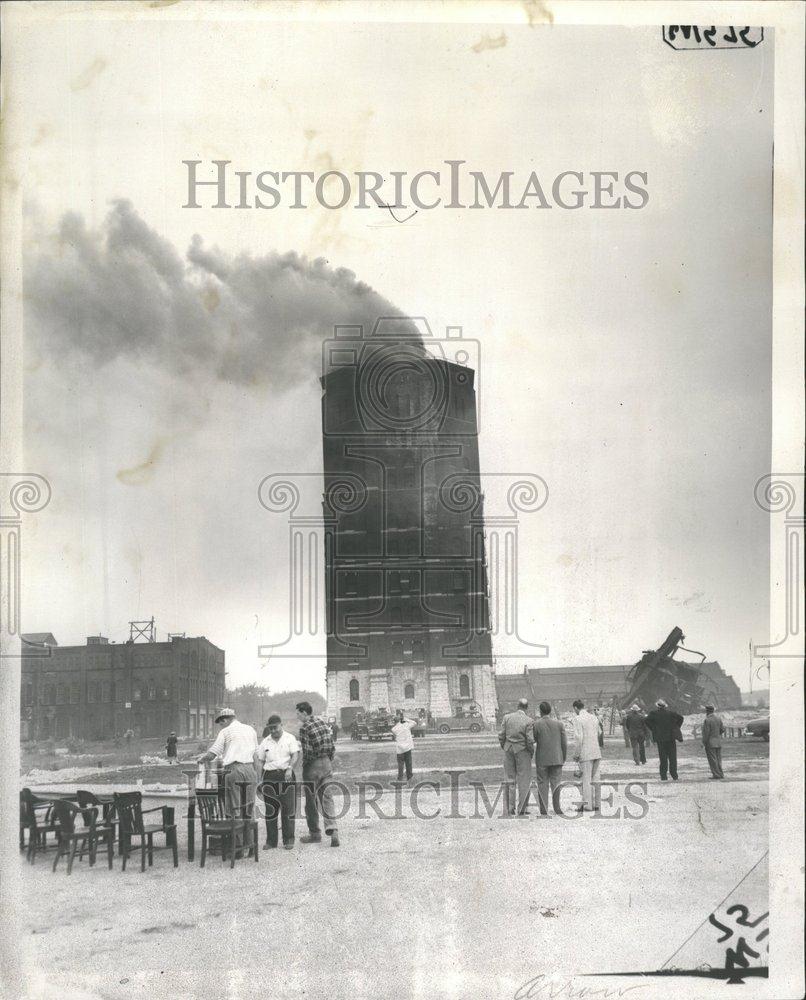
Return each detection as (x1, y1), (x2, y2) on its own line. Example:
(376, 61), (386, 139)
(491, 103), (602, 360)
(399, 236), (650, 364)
(254, 714), (300, 849)
(197, 708), (258, 856)
(572, 699), (603, 813)
(391, 712), (416, 781)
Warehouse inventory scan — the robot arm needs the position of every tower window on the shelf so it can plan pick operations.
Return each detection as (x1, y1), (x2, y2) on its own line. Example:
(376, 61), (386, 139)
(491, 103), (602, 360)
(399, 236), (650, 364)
(349, 679), (360, 701)
(404, 683), (415, 700)
(459, 673), (471, 698)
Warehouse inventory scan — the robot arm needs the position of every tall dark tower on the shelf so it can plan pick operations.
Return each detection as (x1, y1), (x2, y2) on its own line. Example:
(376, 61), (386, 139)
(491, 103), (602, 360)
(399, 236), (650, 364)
(321, 319), (497, 726)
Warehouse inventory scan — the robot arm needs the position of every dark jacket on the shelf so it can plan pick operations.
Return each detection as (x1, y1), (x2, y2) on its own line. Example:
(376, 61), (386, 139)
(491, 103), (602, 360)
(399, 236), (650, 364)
(624, 712), (649, 739)
(645, 706), (684, 742)
(701, 713), (725, 747)
(533, 716), (567, 766)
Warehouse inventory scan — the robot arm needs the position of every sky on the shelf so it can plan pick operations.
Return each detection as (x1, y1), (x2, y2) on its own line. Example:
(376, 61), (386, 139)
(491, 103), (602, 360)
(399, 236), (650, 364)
(16, 13), (773, 694)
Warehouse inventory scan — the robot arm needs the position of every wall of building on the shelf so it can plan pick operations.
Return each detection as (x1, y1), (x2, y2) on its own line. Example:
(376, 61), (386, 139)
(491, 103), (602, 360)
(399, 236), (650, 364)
(322, 334), (498, 725)
(20, 634), (225, 741)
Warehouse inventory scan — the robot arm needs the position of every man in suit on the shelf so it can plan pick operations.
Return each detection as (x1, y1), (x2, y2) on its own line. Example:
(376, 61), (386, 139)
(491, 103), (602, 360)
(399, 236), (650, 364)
(624, 704), (650, 765)
(644, 699), (684, 781)
(498, 698), (535, 816)
(701, 704), (725, 778)
(533, 701), (567, 816)
(572, 699), (602, 812)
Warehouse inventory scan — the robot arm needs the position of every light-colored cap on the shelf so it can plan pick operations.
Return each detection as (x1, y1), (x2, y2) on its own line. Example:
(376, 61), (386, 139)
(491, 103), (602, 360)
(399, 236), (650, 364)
(630, 704), (641, 711)
(214, 707), (235, 722)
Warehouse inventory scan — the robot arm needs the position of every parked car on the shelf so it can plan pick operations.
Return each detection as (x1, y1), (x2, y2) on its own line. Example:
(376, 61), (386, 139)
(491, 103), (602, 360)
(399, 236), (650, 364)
(744, 717), (770, 740)
(433, 714), (487, 735)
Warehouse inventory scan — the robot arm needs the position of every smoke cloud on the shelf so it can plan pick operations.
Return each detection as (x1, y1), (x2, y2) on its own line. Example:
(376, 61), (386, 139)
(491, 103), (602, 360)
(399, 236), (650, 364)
(24, 199), (419, 387)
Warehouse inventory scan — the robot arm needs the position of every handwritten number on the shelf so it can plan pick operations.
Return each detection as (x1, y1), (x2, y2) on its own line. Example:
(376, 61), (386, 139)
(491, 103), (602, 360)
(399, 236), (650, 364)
(726, 904), (769, 928)
(708, 913), (733, 943)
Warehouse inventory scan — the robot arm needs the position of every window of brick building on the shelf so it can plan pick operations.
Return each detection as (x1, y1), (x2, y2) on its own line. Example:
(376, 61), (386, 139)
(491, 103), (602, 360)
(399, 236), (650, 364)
(101, 682), (111, 703)
(70, 682), (80, 704)
(87, 683), (99, 704)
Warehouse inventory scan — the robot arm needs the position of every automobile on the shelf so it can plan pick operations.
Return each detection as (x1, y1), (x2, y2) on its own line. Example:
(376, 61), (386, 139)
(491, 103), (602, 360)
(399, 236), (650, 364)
(744, 717), (770, 740)
(350, 711), (394, 742)
(433, 714), (487, 735)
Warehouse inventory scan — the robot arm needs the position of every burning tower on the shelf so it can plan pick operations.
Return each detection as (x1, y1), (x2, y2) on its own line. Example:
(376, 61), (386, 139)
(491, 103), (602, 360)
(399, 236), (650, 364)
(321, 319), (497, 727)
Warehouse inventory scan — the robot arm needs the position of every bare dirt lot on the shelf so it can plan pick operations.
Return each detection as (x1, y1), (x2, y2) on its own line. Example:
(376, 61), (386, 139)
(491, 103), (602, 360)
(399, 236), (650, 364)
(15, 736), (770, 1000)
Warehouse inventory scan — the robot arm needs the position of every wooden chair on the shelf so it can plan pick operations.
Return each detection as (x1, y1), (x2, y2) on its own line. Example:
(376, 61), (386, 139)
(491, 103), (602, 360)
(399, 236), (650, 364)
(113, 792), (178, 872)
(76, 790), (118, 857)
(21, 789), (60, 864)
(50, 800), (111, 874)
(196, 788), (258, 869)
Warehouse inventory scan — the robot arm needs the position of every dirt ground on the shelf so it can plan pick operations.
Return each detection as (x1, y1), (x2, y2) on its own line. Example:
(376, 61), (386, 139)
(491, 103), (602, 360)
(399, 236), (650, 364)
(14, 736), (770, 1000)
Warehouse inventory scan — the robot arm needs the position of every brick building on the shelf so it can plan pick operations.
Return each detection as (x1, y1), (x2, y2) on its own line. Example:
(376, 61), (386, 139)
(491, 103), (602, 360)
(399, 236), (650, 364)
(20, 632), (225, 741)
(321, 320), (498, 727)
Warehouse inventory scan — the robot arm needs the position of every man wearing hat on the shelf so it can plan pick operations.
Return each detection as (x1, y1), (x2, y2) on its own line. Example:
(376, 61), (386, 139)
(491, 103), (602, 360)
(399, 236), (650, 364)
(166, 731), (178, 761)
(644, 699), (684, 781)
(255, 714), (300, 849)
(624, 705), (650, 765)
(498, 698), (535, 816)
(701, 705), (726, 779)
(197, 708), (259, 856)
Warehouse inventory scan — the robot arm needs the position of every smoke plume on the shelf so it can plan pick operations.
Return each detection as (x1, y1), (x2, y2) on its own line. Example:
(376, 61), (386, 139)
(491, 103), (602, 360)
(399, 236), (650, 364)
(24, 199), (419, 387)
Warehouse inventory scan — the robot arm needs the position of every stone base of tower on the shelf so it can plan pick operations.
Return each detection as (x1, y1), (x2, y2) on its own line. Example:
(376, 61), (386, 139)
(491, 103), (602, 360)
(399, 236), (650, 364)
(326, 660), (499, 727)
(427, 667), (452, 717)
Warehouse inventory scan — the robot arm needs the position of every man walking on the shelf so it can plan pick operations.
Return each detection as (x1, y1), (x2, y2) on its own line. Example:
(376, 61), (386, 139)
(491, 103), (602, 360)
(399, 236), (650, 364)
(197, 708), (258, 857)
(624, 705), (649, 765)
(166, 731), (178, 761)
(572, 699), (602, 812)
(255, 714), (300, 849)
(644, 699), (684, 781)
(296, 701), (339, 847)
(701, 705), (725, 779)
(533, 702), (567, 816)
(391, 712), (416, 781)
(620, 711), (631, 748)
(498, 698), (535, 816)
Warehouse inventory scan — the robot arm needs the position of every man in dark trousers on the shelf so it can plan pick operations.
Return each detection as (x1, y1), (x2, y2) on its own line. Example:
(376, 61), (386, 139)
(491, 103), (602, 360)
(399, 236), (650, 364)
(701, 705), (726, 779)
(533, 701), (567, 816)
(166, 732), (178, 760)
(255, 714), (300, 849)
(624, 705), (649, 765)
(644, 699), (684, 781)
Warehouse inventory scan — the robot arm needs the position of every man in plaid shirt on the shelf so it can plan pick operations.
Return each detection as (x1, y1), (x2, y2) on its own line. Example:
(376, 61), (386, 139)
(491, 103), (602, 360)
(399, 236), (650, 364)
(296, 701), (339, 846)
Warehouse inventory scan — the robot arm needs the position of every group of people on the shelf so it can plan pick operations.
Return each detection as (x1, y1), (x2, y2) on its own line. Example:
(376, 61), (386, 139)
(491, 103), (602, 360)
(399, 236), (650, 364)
(195, 701), (340, 856)
(498, 696), (728, 816)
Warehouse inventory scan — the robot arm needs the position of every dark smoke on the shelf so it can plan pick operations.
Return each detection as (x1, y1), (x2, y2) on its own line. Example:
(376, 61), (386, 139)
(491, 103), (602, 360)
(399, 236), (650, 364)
(24, 199), (420, 387)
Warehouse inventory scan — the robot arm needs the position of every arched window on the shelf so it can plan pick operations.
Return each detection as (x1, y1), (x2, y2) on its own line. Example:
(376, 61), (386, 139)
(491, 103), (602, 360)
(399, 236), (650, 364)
(349, 678), (360, 702)
(459, 673), (471, 698)
(404, 682), (415, 700)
